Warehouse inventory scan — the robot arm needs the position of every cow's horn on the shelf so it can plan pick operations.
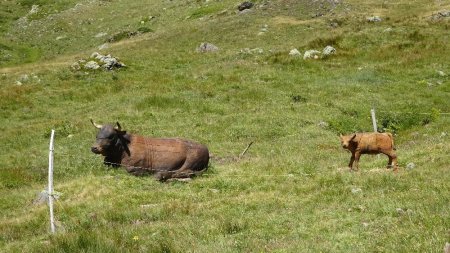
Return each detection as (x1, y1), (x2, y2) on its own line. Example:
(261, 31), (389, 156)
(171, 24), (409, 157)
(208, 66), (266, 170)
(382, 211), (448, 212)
(115, 121), (122, 131)
(90, 119), (102, 129)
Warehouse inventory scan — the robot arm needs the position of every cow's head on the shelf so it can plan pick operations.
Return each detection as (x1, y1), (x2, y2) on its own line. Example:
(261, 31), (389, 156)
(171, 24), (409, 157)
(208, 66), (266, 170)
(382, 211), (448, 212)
(339, 134), (356, 150)
(90, 119), (130, 155)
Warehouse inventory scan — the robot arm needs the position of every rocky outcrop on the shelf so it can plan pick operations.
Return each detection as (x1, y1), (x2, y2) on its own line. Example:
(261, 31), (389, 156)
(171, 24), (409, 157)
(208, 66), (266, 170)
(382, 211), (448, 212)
(71, 52), (126, 71)
(197, 43), (219, 53)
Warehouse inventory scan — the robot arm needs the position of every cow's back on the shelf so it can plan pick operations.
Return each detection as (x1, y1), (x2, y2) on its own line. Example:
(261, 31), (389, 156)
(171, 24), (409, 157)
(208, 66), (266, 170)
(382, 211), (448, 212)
(125, 135), (208, 172)
(357, 133), (394, 153)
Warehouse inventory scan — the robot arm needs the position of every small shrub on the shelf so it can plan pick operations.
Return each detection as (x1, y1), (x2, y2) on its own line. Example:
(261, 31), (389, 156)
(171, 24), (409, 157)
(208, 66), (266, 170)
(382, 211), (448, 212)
(327, 117), (363, 134)
(407, 30), (425, 42)
(379, 109), (440, 133)
(221, 219), (248, 234)
(108, 31), (138, 43)
(137, 27), (153, 33)
(107, 27), (153, 43)
(290, 94), (307, 103)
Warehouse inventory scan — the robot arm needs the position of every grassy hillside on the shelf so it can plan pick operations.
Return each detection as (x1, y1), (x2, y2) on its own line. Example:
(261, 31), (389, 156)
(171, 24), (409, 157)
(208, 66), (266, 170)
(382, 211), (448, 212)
(0, 0), (449, 252)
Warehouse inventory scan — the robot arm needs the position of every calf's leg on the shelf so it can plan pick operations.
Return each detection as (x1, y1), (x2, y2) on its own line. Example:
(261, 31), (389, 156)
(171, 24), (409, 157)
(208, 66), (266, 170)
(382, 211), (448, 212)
(387, 156), (393, 169)
(383, 150), (398, 172)
(348, 154), (355, 171)
(391, 152), (398, 172)
(353, 152), (361, 171)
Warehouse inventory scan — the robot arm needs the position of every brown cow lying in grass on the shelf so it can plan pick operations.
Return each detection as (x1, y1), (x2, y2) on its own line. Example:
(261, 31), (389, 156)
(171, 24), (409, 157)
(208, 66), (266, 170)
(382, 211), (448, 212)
(90, 120), (210, 181)
(339, 132), (398, 172)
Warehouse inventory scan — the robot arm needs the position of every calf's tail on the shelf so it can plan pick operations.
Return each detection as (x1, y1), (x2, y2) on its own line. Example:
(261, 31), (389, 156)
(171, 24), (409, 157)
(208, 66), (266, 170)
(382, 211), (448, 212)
(387, 133), (396, 150)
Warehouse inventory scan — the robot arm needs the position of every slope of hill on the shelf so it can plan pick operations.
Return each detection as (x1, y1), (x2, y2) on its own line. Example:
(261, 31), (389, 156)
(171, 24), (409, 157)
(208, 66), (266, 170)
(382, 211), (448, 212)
(0, 0), (449, 252)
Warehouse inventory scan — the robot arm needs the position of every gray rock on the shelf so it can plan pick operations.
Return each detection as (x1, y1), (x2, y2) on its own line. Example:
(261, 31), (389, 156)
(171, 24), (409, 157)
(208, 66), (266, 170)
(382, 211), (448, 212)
(84, 61), (100, 70)
(238, 9), (252, 15)
(18, 74), (29, 83)
(238, 2), (254, 11)
(197, 42), (219, 53)
(102, 57), (118, 70)
(56, 35), (67, 40)
(289, 48), (301, 56)
(91, 52), (101, 59)
(210, 189), (220, 193)
(406, 162), (415, 170)
(31, 74), (40, 83)
(323, 45), (336, 56)
(318, 121), (329, 128)
(430, 10), (450, 21)
(251, 48), (263, 54)
(240, 48), (264, 54)
(29, 5), (40, 15)
(351, 188), (362, 194)
(74, 53), (125, 71)
(303, 50), (321, 60)
(95, 32), (108, 38)
(439, 10), (450, 17)
(259, 24), (269, 33)
(33, 190), (61, 205)
(367, 16), (382, 22)
(91, 53), (122, 68)
(437, 70), (446, 77)
(258, 25), (268, 35)
(98, 43), (109, 50)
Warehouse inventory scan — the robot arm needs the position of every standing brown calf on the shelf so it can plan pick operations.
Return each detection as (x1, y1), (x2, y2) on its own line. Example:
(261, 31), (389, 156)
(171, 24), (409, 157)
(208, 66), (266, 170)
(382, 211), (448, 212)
(339, 132), (398, 172)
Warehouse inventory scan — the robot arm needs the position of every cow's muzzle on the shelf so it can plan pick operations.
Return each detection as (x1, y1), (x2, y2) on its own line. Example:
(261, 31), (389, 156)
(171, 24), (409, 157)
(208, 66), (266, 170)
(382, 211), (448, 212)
(91, 146), (102, 154)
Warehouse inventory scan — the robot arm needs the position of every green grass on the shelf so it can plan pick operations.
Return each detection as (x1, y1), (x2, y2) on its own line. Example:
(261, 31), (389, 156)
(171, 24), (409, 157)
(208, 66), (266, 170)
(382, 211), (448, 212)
(0, 0), (449, 252)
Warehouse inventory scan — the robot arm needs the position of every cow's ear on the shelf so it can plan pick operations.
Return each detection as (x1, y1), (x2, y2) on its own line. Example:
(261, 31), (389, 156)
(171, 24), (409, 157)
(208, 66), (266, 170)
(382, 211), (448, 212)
(117, 130), (127, 136)
(350, 134), (357, 140)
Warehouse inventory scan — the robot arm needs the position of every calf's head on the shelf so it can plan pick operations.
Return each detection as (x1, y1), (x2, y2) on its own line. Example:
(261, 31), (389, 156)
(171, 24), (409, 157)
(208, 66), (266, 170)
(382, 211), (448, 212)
(339, 134), (356, 150)
(90, 119), (130, 155)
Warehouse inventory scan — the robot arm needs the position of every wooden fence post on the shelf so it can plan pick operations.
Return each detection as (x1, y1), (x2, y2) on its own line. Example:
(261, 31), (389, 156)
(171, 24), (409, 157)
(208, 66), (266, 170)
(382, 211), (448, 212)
(370, 108), (377, 132)
(48, 129), (56, 234)
(370, 109), (381, 159)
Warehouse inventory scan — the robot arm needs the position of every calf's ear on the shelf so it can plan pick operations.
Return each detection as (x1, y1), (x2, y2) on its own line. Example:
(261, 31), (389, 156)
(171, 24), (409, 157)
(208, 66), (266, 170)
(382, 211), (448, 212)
(350, 134), (357, 140)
